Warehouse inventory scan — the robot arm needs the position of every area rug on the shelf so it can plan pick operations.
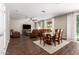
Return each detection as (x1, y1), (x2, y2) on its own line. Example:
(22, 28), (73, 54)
(33, 40), (71, 54)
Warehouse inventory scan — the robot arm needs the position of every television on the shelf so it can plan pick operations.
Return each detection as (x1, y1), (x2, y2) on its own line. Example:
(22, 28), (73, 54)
(23, 24), (31, 29)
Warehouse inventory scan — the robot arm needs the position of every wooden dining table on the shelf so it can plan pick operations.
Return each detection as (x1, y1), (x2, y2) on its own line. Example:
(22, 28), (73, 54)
(43, 32), (55, 45)
(44, 32), (54, 36)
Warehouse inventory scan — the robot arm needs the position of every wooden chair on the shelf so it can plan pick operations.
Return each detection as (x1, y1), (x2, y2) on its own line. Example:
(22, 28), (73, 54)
(43, 34), (52, 46)
(39, 33), (44, 44)
(52, 29), (63, 46)
(59, 29), (63, 42)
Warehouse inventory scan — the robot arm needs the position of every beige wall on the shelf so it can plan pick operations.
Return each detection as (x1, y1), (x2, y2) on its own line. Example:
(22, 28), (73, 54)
(54, 15), (67, 38)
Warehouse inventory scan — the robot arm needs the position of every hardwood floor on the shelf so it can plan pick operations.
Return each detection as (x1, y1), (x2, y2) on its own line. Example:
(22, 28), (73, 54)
(6, 36), (79, 55)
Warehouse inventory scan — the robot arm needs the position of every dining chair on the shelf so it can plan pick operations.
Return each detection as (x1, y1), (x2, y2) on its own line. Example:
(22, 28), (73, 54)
(59, 29), (63, 42)
(43, 34), (52, 46)
(39, 32), (44, 44)
(52, 29), (63, 46)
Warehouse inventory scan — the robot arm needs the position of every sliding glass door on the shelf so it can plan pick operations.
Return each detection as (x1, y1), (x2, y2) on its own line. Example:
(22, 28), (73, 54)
(77, 15), (79, 40)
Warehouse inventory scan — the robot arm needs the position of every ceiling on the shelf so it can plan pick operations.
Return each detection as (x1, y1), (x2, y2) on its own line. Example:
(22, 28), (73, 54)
(6, 3), (79, 19)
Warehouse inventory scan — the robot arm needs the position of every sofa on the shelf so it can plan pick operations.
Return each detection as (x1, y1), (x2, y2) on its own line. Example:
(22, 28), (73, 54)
(30, 29), (39, 38)
(30, 29), (52, 38)
(10, 29), (20, 38)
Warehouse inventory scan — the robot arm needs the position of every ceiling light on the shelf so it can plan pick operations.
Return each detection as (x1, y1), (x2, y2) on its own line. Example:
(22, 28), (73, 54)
(41, 10), (46, 13)
(55, 3), (61, 4)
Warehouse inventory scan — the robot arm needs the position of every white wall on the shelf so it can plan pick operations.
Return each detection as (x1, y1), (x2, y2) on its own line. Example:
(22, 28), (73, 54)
(0, 4), (5, 55)
(54, 15), (67, 38)
(4, 4), (10, 54)
(10, 18), (34, 34)
(0, 3), (10, 55)
(67, 12), (77, 40)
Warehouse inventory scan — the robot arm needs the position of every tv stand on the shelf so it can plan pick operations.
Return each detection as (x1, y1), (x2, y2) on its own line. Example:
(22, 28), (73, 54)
(22, 29), (31, 36)
(22, 24), (31, 36)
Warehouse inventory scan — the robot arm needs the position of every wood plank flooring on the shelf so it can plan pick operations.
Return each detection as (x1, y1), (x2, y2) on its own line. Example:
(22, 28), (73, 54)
(6, 36), (79, 55)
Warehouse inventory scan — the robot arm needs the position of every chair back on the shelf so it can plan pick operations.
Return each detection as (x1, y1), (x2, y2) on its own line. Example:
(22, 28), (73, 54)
(46, 34), (51, 38)
(59, 29), (63, 40)
(54, 29), (60, 40)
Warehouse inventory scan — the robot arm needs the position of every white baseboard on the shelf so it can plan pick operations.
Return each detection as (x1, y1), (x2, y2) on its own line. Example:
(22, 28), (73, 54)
(4, 39), (10, 55)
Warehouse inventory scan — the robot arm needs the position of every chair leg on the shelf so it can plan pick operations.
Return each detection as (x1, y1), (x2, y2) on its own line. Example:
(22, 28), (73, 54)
(43, 42), (45, 46)
(61, 39), (62, 43)
(53, 40), (56, 46)
(58, 40), (60, 44)
(40, 37), (42, 44)
(54, 42), (56, 46)
(40, 39), (41, 44)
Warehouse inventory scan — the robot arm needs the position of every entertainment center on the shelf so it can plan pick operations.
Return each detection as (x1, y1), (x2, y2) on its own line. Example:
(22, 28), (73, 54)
(22, 24), (31, 36)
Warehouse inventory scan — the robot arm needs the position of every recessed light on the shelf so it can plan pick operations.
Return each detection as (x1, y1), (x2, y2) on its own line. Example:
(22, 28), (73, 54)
(55, 3), (61, 4)
(41, 10), (46, 13)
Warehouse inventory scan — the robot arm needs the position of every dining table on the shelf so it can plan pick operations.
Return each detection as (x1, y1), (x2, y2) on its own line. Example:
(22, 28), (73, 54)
(44, 31), (54, 36)
(43, 32), (55, 45)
